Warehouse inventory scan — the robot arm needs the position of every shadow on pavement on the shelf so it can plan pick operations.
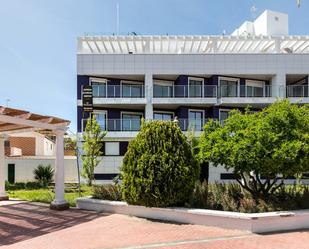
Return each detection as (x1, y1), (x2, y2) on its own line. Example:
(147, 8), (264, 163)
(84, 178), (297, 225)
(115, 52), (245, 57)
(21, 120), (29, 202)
(0, 202), (103, 246)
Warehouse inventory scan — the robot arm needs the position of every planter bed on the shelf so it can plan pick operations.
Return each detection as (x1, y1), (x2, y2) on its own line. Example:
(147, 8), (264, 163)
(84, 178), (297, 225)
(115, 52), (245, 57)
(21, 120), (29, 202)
(76, 197), (309, 233)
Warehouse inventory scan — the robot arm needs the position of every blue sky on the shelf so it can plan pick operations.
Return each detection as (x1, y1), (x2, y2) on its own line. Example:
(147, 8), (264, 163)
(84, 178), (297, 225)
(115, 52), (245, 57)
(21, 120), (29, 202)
(0, 0), (308, 132)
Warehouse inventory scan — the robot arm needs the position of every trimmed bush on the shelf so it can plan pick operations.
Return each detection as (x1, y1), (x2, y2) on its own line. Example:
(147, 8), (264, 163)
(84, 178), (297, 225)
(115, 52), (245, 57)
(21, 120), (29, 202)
(5, 181), (42, 191)
(93, 184), (122, 201)
(121, 120), (199, 207)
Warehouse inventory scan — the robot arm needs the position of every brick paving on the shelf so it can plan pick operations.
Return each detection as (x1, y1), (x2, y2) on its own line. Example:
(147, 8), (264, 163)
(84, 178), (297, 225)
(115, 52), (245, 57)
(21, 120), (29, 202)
(0, 201), (309, 249)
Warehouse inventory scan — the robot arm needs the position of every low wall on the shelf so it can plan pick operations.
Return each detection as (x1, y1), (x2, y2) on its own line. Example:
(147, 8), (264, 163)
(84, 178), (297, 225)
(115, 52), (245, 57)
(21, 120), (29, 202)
(76, 197), (309, 233)
(5, 156), (79, 183)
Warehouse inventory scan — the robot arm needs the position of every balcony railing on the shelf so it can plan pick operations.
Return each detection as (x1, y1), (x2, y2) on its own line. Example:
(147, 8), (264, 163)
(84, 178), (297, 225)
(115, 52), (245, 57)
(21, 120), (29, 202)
(90, 84), (308, 99)
(82, 118), (218, 132)
(219, 85), (285, 98)
(92, 85), (145, 98)
(152, 85), (288, 98)
(286, 85), (309, 97)
(153, 85), (217, 98)
(82, 119), (142, 132)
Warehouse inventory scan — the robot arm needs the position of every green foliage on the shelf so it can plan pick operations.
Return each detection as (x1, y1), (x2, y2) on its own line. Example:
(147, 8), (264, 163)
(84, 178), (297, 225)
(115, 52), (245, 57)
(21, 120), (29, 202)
(64, 136), (77, 151)
(33, 164), (54, 187)
(93, 184), (122, 201)
(188, 181), (309, 213)
(82, 115), (107, 186)
(121, 120), (199, 207)
(8, 185), (92, 207)
(5, 181), (43, 190)
(199, 100), (309, 199)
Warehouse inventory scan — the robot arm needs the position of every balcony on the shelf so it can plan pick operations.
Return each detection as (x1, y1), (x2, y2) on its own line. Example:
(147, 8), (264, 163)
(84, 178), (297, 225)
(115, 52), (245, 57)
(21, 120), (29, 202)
(287, 85), (308, 98)
(82, 119), (142, 132)
(219, 85), (285, 98)
(82, 118), (217, 133)
(92, 84), (145, 98)
(153, 85), (217, 98)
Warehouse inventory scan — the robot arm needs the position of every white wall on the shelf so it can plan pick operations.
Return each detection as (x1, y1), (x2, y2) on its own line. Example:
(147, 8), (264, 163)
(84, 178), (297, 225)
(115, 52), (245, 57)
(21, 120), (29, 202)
(4, 156), (78, 183)
(254, 10), (288, 36)
(77, 53), (309, 76)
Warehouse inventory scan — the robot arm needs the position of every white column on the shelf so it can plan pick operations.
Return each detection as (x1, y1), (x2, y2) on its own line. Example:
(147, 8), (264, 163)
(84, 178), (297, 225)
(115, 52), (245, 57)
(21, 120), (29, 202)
(50, 129), (69, 210)
(272, 73), (286, 98)
(0, 135), (8, 200)
(145, 73), (153, 121)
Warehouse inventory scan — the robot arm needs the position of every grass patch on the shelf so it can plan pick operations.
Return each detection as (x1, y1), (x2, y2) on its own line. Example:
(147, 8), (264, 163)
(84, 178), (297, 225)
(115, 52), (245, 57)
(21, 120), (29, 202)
(8, 185), (92, 207)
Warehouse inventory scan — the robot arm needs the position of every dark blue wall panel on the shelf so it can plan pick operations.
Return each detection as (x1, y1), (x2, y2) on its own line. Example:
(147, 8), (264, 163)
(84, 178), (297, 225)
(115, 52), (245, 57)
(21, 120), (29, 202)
(77, 75), (90, 99)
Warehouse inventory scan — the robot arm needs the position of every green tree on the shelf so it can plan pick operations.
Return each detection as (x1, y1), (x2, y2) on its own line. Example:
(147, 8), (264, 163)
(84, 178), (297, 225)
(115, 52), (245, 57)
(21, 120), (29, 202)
(82, 115), (106, 186)
(199, 100), (309, 200)
(121, 120), (199, 207)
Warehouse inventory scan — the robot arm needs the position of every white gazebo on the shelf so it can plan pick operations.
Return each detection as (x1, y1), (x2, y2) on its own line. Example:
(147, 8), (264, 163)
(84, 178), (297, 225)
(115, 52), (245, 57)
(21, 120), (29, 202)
(0, 106), (70, 210)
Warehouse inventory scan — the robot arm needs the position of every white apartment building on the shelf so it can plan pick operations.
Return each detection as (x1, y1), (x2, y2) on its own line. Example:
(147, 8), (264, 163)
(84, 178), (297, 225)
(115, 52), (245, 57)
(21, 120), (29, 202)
(77, 10), (309, 183)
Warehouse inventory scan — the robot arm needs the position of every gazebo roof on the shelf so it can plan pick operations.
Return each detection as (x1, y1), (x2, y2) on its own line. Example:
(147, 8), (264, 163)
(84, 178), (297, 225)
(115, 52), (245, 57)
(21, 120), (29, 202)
(0, 106), (70, 134)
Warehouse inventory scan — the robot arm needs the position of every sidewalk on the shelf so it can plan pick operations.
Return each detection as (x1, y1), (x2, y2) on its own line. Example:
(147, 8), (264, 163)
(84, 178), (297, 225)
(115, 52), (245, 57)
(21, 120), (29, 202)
(0, 201), (308, 249)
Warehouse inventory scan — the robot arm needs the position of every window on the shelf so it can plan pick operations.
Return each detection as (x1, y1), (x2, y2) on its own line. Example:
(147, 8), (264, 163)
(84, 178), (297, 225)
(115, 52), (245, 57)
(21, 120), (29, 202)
(189, 78), (203, 97)
(153, 81), (173, 97)
(121, 81), (143, 98)
(93, 111), (107, 131)
(105, 142), (120, 156)
(121, 113), (142, 131)
(153, 112), (173, 121)
(245, 80), (265, 97)
(91, 79), (107, 97)
(188, 110), (204, 131)
(219, 110), (230, 125)
(220, 78), (238, 97)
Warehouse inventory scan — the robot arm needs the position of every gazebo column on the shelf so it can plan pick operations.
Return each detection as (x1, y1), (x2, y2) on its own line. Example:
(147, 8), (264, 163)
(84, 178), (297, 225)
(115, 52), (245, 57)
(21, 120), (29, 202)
(0, 135), (8, 200)
(50, 129), (69, 210)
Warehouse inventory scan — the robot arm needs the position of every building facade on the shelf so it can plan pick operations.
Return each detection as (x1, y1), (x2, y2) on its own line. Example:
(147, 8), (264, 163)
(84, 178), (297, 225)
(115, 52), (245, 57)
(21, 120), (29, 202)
(77, 10), (309, 183)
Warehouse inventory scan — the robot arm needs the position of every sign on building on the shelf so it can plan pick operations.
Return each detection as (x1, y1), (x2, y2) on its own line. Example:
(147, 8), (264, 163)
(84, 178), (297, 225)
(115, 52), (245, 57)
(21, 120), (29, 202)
(82, 85), (93, 112)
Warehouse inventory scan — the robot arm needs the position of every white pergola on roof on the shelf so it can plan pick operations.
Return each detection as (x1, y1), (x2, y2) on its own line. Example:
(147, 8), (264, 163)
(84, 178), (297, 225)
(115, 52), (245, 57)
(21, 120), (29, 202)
(78, 35), (309, 54)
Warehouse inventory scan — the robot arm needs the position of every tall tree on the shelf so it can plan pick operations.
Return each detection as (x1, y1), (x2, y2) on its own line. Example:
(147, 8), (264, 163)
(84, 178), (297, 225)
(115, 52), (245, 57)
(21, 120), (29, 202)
(199, 100), (309, 199)
(82, 116), (106, 186)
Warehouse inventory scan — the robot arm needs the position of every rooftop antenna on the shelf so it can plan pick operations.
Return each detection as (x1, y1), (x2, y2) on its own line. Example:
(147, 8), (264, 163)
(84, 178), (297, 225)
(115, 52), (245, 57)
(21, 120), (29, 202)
(116, 2), (119, 35)
(250, 5), (257, 21)
(297, 0), (301, 8)
(6, 99), (10, 107)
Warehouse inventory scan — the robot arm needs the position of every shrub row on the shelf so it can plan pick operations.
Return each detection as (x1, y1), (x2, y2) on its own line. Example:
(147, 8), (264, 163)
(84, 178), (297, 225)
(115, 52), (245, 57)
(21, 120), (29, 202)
(188, 181), (309, 213)
(5, 181), (43, 190)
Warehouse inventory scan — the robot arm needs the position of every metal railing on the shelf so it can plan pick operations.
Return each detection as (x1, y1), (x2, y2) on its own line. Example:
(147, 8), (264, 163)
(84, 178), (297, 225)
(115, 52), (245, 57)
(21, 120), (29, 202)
(219, 85), (285, 98)
(92, 84), (145, 98)
(81, 118), (219, 132)
(82, 119), (142, 132)
(286, 85), (308, 97)
(90, 84), (308, 99)
(153, 85), (217, 98)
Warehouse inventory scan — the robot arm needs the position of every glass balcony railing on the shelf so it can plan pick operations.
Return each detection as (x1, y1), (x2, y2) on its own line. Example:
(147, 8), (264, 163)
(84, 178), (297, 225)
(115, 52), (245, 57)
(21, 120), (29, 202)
(287, 85), (308, 97)
(219, 85), (285, 98)
(92, 85), (145, 98)
(81, 118), (220, 132)
(90, 84), (308, 99)
(82, 119), (142, 132)
(153, 85), (217, 98)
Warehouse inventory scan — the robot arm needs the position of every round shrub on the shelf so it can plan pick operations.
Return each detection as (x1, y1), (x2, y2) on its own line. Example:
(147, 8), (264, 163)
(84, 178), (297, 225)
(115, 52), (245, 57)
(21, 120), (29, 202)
(121, 120), (199, 207)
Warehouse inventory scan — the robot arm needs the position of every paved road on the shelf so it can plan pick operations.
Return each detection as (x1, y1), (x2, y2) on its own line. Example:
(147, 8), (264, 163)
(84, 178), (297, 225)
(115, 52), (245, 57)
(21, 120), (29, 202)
(0, 201), (308, 249)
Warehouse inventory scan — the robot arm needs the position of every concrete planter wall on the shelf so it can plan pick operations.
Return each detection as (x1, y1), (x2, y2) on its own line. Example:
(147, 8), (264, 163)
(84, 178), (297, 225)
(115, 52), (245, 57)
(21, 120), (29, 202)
(76, 197), (309, 233)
